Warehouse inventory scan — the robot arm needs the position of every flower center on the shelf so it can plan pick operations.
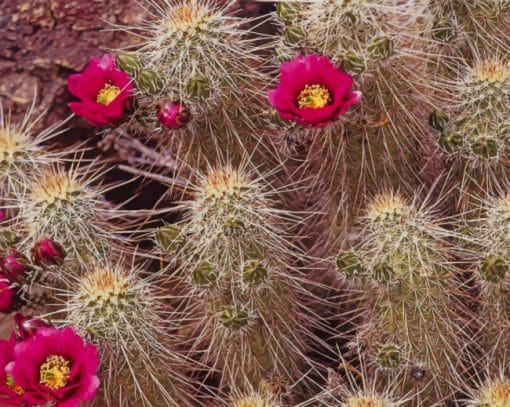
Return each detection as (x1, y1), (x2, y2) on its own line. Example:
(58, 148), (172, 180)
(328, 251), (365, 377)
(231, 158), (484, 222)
(96, 83), (121, 105)
(297, 84), (331, 109)
(39, 355), (71, 390)
(6, 375), (24, 395)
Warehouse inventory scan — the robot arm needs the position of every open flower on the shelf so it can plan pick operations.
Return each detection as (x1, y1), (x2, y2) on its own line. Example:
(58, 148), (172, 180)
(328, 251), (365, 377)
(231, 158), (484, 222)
(0, 275), (16, 313)
(68, 54), (134, 126)
(7, 326), (99, 407)
(268, 54), (362, 128)
(0, 334), (25, 406)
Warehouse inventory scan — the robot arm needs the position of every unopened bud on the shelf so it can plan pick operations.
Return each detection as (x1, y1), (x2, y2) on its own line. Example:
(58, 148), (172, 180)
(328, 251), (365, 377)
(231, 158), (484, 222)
(186, 75), (211, 99)
(157, 100), (191, 129)
(1, 249), (30, 282)
(136, 69), (164, 95)
(116, 53), (142, 75)
(31, 238), (66, 266)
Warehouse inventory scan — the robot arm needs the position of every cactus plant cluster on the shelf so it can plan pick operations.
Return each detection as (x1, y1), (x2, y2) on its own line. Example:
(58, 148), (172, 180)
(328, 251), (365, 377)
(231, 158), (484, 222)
(1, 0), (510, 406)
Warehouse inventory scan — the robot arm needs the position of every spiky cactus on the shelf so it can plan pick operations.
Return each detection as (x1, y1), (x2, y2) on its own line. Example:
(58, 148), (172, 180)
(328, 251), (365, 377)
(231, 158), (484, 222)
(18, 164), (128, 267)
(156, 164), (320, 393)
(471, 193), (510, 361)
(54, 259), (200, 406)
(336, 191), (469, 403)
(271, 0), (438, 235)
(464, 373), (510, 407)
(430, 52), (510, 211)
(114, 0), (277, 172)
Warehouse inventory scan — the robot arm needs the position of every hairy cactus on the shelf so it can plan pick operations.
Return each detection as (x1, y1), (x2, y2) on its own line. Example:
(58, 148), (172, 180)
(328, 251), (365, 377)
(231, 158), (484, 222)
(156, 164), (320, 392)
(116, 0), (277, 171)
(272, 0), (438, 233)
(430, 52), (510, 210)
(337, 191), (469, 403)
(56, 259), (199, 406)
(0, 99), (66, 198)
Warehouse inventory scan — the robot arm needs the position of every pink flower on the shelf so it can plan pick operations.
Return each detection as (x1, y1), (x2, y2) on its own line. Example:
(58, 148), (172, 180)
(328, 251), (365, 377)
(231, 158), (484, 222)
(1, 249), (30, 282)
(0, 334), (25, 406)
(31, 239), (66, 266)
(7, 327), (100, 407)
(68, 54), (134, 126)
(268, 54), (362, 128)
(0, 275), (16, 313)
(157, 100), (191, 129)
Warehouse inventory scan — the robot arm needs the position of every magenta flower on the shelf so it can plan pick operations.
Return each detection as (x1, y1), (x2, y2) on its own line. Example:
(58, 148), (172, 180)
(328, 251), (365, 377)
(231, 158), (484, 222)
(14, 313), (51, 341)
(1, 249), (30, 282)
(268, 54), (362, 128)
(157, 100), (191, 129)
(31, 239), (66, 266)
(0, 275), (16, 313)
(7, 327), (100, 407)
(68, 54), (134, 126)
(0, 334), (25, 406)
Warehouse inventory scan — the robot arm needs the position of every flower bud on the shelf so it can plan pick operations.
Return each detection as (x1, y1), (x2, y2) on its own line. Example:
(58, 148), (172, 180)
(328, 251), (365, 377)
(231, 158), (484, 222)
(31, 239), (66, 266)
(157, 100), (191, 129)
(1, 249), (30, 282)
(0, 209), (5, 222)
(336, 252), (363, 277)
(192, 262), (218, 287)
(471, 137), (498, 159)
(155, 225), (185, 253)
(276, 2), (302, 23)
(284, 26), (305, 44)
(479, 255), (507, 283)
(373, 261), (394, 283)
(377, 344), (402, 368)
(438, 131), (463, 153)
(268, 109), (290, 127)
(14, 313), (51, 339)
(432, 15), (457, 43)
(367, 36), (393, 59)
(242, 260), (268, 285)
(428, 110), (450, 131)
(219, 306), (249, 330)
(115, 53), (142, 75)
(186, 75), (211, 99)
(0, 275), (16, 313)
(136, 69), (164, 94)
(341, 50), (366, 74)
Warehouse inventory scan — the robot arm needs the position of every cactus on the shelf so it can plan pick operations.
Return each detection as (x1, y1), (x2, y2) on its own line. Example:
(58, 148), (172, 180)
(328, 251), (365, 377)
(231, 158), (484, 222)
(340, 191), (469, 403)
(156, 164), (320, 392)
(56, 259), (200, 406)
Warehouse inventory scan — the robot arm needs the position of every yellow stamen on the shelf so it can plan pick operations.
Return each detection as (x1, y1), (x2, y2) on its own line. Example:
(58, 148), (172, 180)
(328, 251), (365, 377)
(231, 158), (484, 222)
(96, 83), (121, 105)
(297, 84), (331, 109)
(6, 375), (24, 395)
(39, 355), (71, 390)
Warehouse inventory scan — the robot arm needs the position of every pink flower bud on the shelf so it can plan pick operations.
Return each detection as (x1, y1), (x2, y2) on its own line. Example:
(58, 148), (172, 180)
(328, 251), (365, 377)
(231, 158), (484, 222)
(1, 249), (30, 282)
(31, 238), (66, 266)
(0, 209), (5, 222)
(0, 275), (16, 313)
(157, 100), (191, 129)
(14, 313), (51, 340)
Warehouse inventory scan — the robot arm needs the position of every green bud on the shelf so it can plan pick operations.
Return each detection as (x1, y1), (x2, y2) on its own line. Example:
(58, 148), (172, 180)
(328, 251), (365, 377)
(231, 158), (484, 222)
(243, 260), (268, 285)
(373, 262), (394, 283)
(341, 50), (366, 74)
(155, 225), (185, 253)
(432, 15), (457, 43)
(220, 306), (249, 330)
(428, 110), (450, 131)
(116, 53), (142, 75)
(377, 344), (402, 368)
(268, 109), (289, 127)
(336, 252), (363, 277)
(223, 218), (245, 237)
(471, 138), (498, 159)
(136, 69), (164, 95)
(192, 262), (218, 287)
(342, 11), (357, 24)
(0, 229), (21, 246)
(284, 26), (305, 44)
(186, 75), (211, 99)
(276, 2), (302, 23)
(438, 132), (463, 153)
(479, 255), (508, 283)
(367, 36), (393, 59)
